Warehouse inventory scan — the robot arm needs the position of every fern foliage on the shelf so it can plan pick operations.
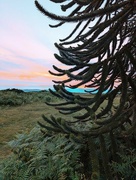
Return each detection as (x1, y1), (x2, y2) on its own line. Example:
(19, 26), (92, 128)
(0, 127), (83, 180)
(111, 148), (136, 179)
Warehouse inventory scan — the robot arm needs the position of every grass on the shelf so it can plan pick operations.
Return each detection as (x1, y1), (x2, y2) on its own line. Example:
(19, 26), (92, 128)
(0, 89), (79, 159)
(0, 90), (61, 159)
(0, 103), (44, 159)
(0, 89), (120, 160)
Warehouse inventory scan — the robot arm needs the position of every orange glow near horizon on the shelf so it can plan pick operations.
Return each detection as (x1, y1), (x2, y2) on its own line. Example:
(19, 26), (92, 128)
(0, 1), (88, 90)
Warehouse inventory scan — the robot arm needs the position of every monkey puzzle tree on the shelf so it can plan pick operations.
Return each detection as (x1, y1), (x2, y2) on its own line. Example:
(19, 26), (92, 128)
(35, 0), (136, 179)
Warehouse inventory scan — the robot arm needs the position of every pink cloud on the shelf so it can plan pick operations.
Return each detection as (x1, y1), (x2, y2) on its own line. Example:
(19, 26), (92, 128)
(0, 1), (67, 89)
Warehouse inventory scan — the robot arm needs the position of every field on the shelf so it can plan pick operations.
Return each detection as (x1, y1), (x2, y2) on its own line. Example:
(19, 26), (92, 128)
(0, 90), (62, 159)
(0, 89), (120, 160)
(0, 89), (87, 159)
(1, 90), (135, 180)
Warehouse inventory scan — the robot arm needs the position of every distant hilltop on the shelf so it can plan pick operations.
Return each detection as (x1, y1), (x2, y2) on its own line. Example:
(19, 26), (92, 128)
(1, 88), (24, 93)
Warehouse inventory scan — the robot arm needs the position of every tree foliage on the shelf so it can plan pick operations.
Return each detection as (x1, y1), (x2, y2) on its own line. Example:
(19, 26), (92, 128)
(35, 0), (136, 179)
(35, 0), (136, 136)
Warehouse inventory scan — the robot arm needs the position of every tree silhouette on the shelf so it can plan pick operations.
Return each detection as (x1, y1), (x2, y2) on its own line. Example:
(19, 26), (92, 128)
(35, 0), (136, 179)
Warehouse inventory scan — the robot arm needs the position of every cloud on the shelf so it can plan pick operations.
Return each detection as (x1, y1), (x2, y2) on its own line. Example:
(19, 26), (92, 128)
(0, 44), (65, 89)
(0, 1), (69, 89)
(0, 7), (55, 88)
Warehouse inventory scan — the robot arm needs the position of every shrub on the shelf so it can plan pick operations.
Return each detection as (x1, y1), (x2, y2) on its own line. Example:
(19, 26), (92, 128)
(111, 149), (136, 179)
(45, 96), (51, 103)
(0, 126), (83, 180)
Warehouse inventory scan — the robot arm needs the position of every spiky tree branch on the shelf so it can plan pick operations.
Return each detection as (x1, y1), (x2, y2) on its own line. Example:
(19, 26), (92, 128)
(35, 0), (135, 136)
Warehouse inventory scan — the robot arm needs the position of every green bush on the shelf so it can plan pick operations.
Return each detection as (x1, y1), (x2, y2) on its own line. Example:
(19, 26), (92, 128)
(1, 125), (136, 179)
(45, 96), (51, 103)
(0, 126), (83, 180)
(0, 90), (55, 106)
(111, 149), (136, 179)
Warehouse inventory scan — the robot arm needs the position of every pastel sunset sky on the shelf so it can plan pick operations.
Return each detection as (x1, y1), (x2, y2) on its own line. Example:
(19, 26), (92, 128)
(0, 0), (72, 90)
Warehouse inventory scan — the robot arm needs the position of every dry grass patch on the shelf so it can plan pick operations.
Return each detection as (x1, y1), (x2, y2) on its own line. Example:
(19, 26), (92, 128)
(0, 102), (61, 159)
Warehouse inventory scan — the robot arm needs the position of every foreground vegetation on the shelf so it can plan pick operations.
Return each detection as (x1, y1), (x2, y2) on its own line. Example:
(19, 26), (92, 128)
(0, 127), (83, 180)
(0, 90), (136, 179)
(0, 123), (136, 179)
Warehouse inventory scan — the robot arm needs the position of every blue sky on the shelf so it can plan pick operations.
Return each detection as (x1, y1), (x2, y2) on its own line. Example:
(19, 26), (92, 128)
(0, 0), (73, 89)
